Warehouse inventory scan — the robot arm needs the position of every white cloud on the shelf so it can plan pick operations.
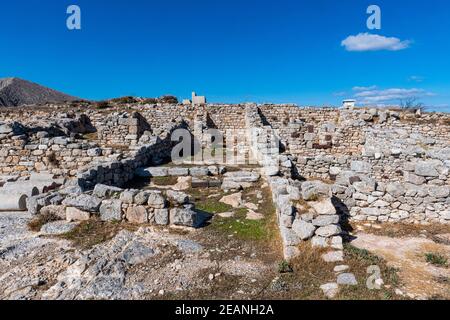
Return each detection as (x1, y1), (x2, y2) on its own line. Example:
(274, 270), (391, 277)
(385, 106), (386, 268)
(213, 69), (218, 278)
(353, 88), (434, 104)
(341, 33), (411, 52)
(408, 75), (424, 82)
(352, 85), (377, 91)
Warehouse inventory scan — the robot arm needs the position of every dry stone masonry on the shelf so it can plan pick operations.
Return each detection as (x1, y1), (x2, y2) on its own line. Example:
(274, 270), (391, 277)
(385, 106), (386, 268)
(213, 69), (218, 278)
(1, 101), (449, 263)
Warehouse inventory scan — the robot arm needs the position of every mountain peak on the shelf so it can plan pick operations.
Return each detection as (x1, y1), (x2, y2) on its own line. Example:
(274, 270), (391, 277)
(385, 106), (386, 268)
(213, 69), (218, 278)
(0, 77), (79, 107)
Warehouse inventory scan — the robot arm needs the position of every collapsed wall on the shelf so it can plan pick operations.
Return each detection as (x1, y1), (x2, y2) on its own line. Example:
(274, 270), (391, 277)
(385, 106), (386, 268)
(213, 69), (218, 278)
(255, 105), (450, 225)
(245, 105), (344, 259)
(1, 103), (448, 254)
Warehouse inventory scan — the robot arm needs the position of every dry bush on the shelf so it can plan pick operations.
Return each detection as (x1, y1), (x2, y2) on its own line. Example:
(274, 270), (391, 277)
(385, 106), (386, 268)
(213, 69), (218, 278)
(28, 213), (60, 232)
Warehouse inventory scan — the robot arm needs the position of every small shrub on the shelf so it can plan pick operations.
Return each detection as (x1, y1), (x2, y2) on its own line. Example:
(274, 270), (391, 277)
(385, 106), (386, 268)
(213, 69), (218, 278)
(159, 95), (178, 104)
(307, 194), (320, 202)
(110, 96), (137, 104)
(95, 101), (110, 109)
(278, 260), (293, 273)
(425, 253), (448, 267)
(47, 152), (59, 166)
(291, 132), (301, 139)
(141, 98), (159, 104)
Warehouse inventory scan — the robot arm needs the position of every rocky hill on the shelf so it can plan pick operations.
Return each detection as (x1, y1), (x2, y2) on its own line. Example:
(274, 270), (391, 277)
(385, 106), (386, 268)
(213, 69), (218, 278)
(0, 77), (78, 107)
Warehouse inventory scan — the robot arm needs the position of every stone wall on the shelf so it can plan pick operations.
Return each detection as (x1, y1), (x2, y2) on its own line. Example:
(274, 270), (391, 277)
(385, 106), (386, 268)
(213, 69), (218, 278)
(1, 103), (449, 228)
(0, 114), (114, 177)
(73, 123), (185, 191)
(95, 111), (151, 147)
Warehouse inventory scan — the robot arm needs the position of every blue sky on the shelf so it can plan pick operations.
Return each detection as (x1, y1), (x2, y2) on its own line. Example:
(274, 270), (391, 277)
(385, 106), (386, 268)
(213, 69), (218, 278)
(0, 0), (449, 111)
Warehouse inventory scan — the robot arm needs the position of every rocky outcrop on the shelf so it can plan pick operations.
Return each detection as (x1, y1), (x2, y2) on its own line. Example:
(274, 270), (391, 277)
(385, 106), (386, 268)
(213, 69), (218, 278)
(0, 78), (78, 107)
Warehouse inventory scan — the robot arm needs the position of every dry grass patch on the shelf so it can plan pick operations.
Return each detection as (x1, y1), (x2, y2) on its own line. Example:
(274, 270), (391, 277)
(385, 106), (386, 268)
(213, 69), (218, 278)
(28, 213), (60, 232)
(284, 243), (335, 300)
(271, 242), (402, 300)
(352, 222), (450, 239)
(151, 176), (179, 186)
(337, 244), (402, 300)
(292, 198), (312, 214)
(82, 132), (98, 141)
(59, 218), (138, 250)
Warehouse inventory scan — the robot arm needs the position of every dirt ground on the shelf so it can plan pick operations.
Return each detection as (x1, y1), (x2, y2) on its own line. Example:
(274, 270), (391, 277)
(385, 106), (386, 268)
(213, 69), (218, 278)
(351, 223), (450, 300)
(1, 178), (449, 300)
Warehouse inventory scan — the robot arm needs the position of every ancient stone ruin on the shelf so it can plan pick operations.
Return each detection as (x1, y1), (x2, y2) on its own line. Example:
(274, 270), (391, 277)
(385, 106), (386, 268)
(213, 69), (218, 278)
(0, 101), (449, 300)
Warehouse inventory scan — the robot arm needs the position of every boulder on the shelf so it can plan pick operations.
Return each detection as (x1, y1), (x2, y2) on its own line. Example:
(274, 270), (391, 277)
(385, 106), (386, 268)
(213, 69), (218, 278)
(147, 192), (166, 209)
(287, 185), (301, 201)
(353, 180), (376, 193)
(334, 265), (350, 273)
(280, 226), (301, 246)
(350, 161), (372, 174)
(315, 225), (342, 237)
(135, 167), (168, 177)
(280, 214), (294, 228)
(155, 209), (169, 225)
(168, 167), (189, 176)
(93, 184), (123, 198)
(292, 220), (316, 240)
(428, 186), (450, 198)
(329, 167), (341, 176)
(331, 236), (343, 250)
(66, 207), (91, 222)
(120, 189), (138, 204)
(27, 193), (59, 215)
(41, 221), (78, 235)
(263, 166), (280, 176)
(219, 192), (242, 208)
(223, 171), (260, 183)
(320, 283), (339, 299)
(440, 211), (450, 220)
(361, 208), (383, 216)
(312, 215), (340, 227)
(337, 273), (358, 286)
(386, 183), (406, 197)
(189, 177), (207, 189)
(371, 200), (389, 208)
(63, 194), (102, 212)
(322, 251), (344, 262)
(40, 205), (66, 220)
(309, 198), (336, 215)
(126, 206), (148, 224)
(0, 123), (13, 134)
(99, 199), (123, 221)
(87, 148), (102, 157)
(278, 195), (294, 216)
(170, 205), (198, 227)
(404, 172), (426, 185)
(134, 191), (150, 205)
(301, 181), (331, 201)
(120, 241), (155, 266)
(414, 161), (440, 177)
(221, 179), (250, 190)
(190, 167), (209, 176)
(311, 236), (329, 248)
(166, 190), (189, 205)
